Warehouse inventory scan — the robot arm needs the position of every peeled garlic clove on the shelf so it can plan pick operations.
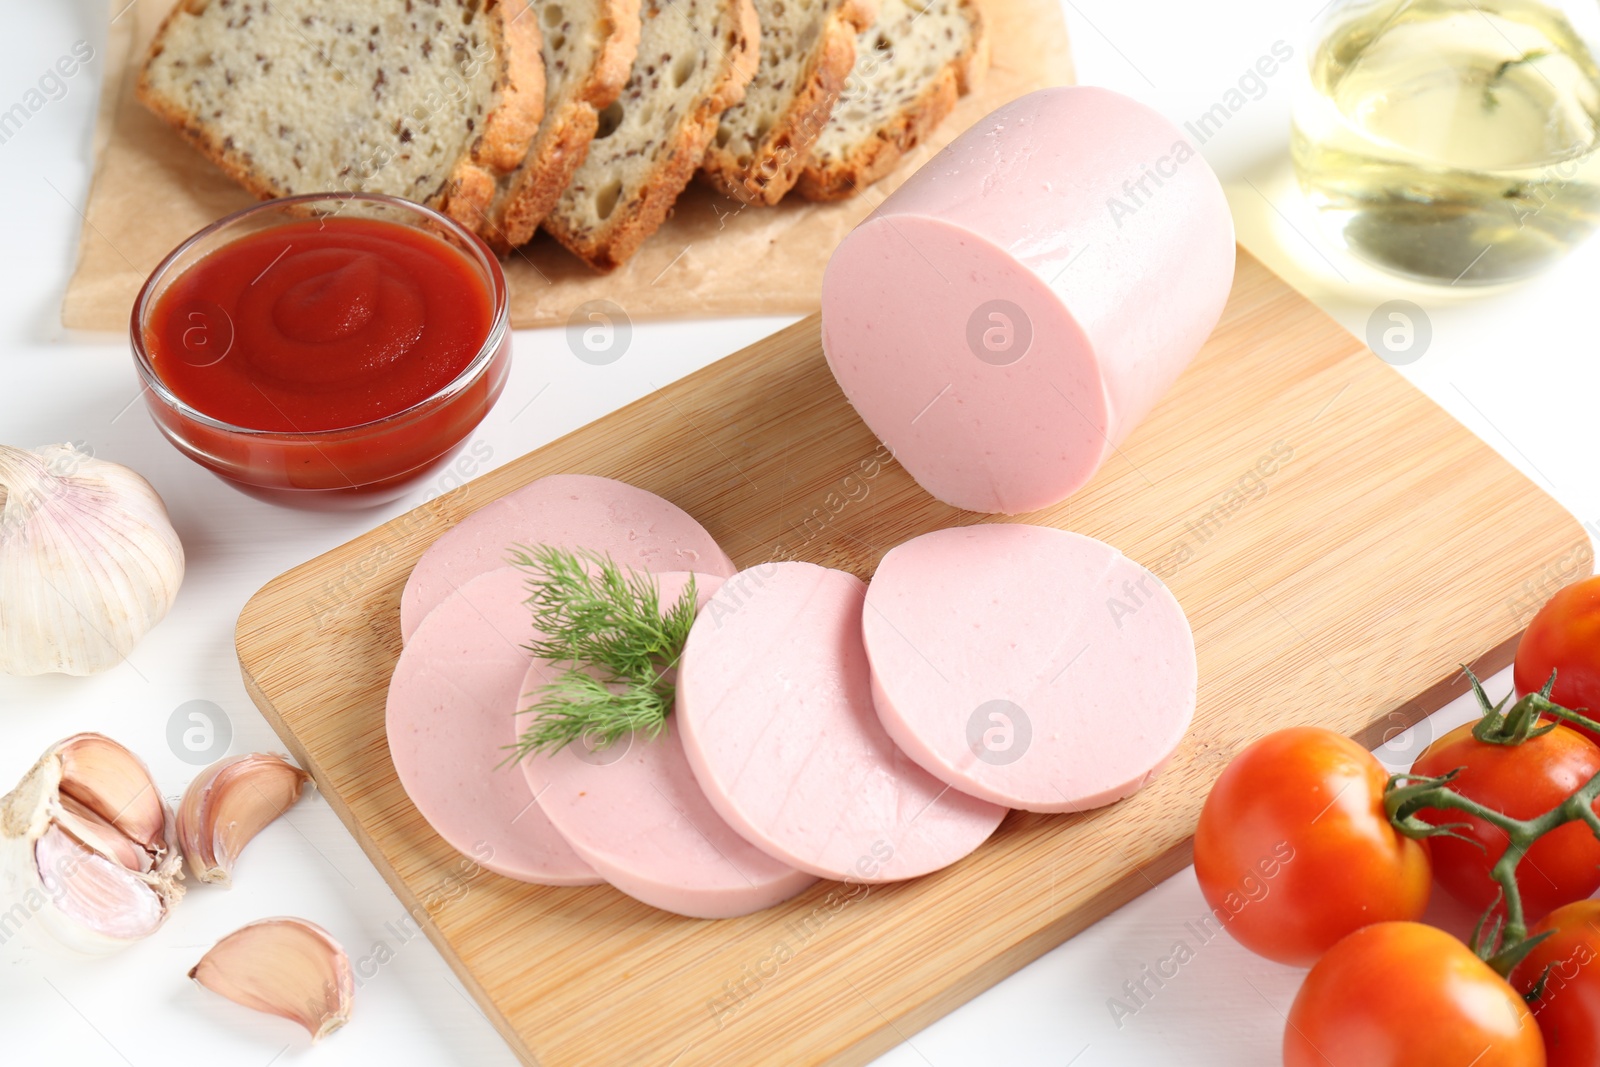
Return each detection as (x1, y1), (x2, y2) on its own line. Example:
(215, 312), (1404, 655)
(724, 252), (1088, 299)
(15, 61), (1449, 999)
(0, 733), (184, 954)
(178, 754), (311, 886)
(190, 918), (354, 1040)
(0, 443), (185, 676)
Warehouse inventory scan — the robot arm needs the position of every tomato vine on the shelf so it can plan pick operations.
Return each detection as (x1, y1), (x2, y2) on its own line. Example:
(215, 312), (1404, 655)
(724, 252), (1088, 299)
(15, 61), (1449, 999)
(1385, 669), (1600, 977)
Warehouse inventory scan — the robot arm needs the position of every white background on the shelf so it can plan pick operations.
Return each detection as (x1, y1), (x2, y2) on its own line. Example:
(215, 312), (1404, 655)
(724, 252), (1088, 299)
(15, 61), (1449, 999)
(4, 0), (1599, 1064)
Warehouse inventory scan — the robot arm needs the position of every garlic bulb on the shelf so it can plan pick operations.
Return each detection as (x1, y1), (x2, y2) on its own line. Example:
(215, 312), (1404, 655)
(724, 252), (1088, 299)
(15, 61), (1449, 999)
(190, 918), (354, 1040)
(0, 733), (185, 953)
(178, 754), (311, 886)
(0, 443), (185, 676)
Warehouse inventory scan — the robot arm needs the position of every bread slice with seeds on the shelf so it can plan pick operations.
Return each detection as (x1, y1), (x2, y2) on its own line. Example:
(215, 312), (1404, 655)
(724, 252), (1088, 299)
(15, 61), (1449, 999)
(699, 0), (875, 205)
(542, 0), (760, 270)
(137, 0), (545, 241)
(486, 0), (642, 251)
(795, 0), (986, 201)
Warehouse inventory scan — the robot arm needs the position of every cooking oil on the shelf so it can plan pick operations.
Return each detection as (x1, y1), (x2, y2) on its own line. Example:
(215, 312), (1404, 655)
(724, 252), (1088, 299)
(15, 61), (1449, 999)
(1293, 0), (1600, 285)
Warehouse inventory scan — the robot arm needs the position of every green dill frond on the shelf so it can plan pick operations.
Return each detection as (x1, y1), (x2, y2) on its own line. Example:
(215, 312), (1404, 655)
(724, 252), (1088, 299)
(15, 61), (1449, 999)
(505, 673), (671, 765)
(505, 545), (698, 761)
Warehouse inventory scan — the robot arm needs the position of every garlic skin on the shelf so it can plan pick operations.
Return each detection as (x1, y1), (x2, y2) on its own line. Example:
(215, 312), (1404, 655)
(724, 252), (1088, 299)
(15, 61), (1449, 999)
(190, 917), (354, 1040)
(178, 754), (311, 886)
(0, 733), (185, 953)
(0, 443), (185, 676)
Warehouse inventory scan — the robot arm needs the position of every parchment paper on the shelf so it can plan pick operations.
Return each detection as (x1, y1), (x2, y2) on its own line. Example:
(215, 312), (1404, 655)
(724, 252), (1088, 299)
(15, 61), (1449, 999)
(62, 0), (1073, 331)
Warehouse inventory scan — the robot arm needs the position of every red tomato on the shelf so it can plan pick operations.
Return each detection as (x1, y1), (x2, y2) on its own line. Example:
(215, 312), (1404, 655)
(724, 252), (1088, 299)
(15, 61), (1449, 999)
(1411, 720), (1600, 921)
(1193, 727), (1430, 967)
(1512, 901), (1600, 1067)
(1516, 576), (1600, 743)
(1286, 922), (1545, 1067)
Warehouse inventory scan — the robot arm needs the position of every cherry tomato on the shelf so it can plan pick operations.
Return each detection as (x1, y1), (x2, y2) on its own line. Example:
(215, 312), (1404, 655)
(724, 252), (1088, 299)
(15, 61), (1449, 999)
(1512, 901), (1600, 1067)
(1516, 575), (1600, 743)
(1193, 727), (1430, 967)
(1286, 922), (1545, 1067)
(1411, 720), (1600, 921)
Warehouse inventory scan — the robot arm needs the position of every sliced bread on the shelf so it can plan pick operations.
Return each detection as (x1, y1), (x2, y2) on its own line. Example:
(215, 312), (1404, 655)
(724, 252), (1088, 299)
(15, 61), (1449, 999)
(542, 0), (760, 270)
(795, 0), (986, 201)
(137, 0), (545, 240)
(700, 0), (876, 205)
(487, 0), (643, 251)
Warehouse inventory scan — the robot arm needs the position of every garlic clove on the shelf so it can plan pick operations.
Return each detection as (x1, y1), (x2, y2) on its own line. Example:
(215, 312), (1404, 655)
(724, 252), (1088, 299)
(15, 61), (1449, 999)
(56, 733), (169, 853)
(0, 443), (185, 676)
(34, 825), (167, 943)
(189, 918), (354, 1040)
(0, 732), (184, 954)
(55, 794), (149, 874)
(178, 754), (311, 886)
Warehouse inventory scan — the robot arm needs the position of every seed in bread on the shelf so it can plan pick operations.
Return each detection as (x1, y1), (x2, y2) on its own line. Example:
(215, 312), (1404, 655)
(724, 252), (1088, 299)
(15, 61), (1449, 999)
(488, 0), (642, 251)
(796, 0), (987, 201)
(137, 0), (545, 241)
(542, 0), (760, 271)
(700, 0), (876, 205)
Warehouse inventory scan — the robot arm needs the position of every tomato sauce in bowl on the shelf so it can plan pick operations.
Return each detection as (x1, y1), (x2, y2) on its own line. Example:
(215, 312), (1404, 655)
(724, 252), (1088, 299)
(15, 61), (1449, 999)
(132, 195), (510, 507)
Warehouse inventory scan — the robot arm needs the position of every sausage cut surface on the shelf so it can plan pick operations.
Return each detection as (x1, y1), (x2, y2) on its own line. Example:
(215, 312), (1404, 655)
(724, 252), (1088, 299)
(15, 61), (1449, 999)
(677, 562), (1007, 882)
(863, 524), (1197, 812)
(517, 572), (818, 918)
(400, 474), (735, 642)
(386, 566), (601, 886)
(821, 86), (1235, 514)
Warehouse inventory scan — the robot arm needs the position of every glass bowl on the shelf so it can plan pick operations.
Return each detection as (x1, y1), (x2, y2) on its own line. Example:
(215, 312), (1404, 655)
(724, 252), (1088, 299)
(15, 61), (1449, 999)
(130, 194), (511, 508)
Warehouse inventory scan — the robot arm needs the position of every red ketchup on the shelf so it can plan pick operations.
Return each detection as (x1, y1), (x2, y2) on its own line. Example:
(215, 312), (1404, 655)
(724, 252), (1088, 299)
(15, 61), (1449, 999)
(140, 216), (505, 500)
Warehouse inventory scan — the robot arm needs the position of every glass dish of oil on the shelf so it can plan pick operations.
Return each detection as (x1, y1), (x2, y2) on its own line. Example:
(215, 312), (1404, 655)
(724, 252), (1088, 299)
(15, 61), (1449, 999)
(1293, 0), (1600, 285)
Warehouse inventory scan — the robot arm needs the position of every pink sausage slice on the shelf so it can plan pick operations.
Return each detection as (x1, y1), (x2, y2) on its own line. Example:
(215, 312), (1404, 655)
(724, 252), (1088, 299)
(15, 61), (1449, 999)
(676, 562), (1007, 882)
(386, 566), (601, 886)
(863, 524), (1197, 813)
(517, 572), (818, 918)
(821, 87), (1235, 515)
(400, 474), (735, 643)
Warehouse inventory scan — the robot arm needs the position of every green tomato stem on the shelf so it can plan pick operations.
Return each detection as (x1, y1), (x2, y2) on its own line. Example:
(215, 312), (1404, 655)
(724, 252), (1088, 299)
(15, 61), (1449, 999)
(1469, 666), (1564, 745)
(1383, 668), (1600, 975)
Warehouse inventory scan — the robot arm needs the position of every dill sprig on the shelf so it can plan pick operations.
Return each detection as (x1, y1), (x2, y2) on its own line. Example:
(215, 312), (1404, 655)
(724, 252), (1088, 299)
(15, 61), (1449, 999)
(506, 545), (697, 763)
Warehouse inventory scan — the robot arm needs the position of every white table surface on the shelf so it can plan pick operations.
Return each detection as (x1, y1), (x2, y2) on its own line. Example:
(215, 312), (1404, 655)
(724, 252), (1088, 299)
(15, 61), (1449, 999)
(4, 1), (1598, 1064)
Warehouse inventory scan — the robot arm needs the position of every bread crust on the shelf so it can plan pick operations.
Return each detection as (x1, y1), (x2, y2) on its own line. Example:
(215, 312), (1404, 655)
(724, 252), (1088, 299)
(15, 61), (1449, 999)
(587, 0), (646, 105)
(487, 0), (643, 253)
(441, 0), (548, 236)
(544, 0), (761, 271)
(136, 0), (543, 242)
(953, 0), (990, 96)
(699, 0), (876, 206)
(488, 107), (601, 253)
(795, 0), (987, 201)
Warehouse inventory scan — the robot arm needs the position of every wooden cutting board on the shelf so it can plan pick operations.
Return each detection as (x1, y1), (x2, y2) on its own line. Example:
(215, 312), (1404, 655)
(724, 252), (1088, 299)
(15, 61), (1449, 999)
(236, 249), (1591, 1067)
